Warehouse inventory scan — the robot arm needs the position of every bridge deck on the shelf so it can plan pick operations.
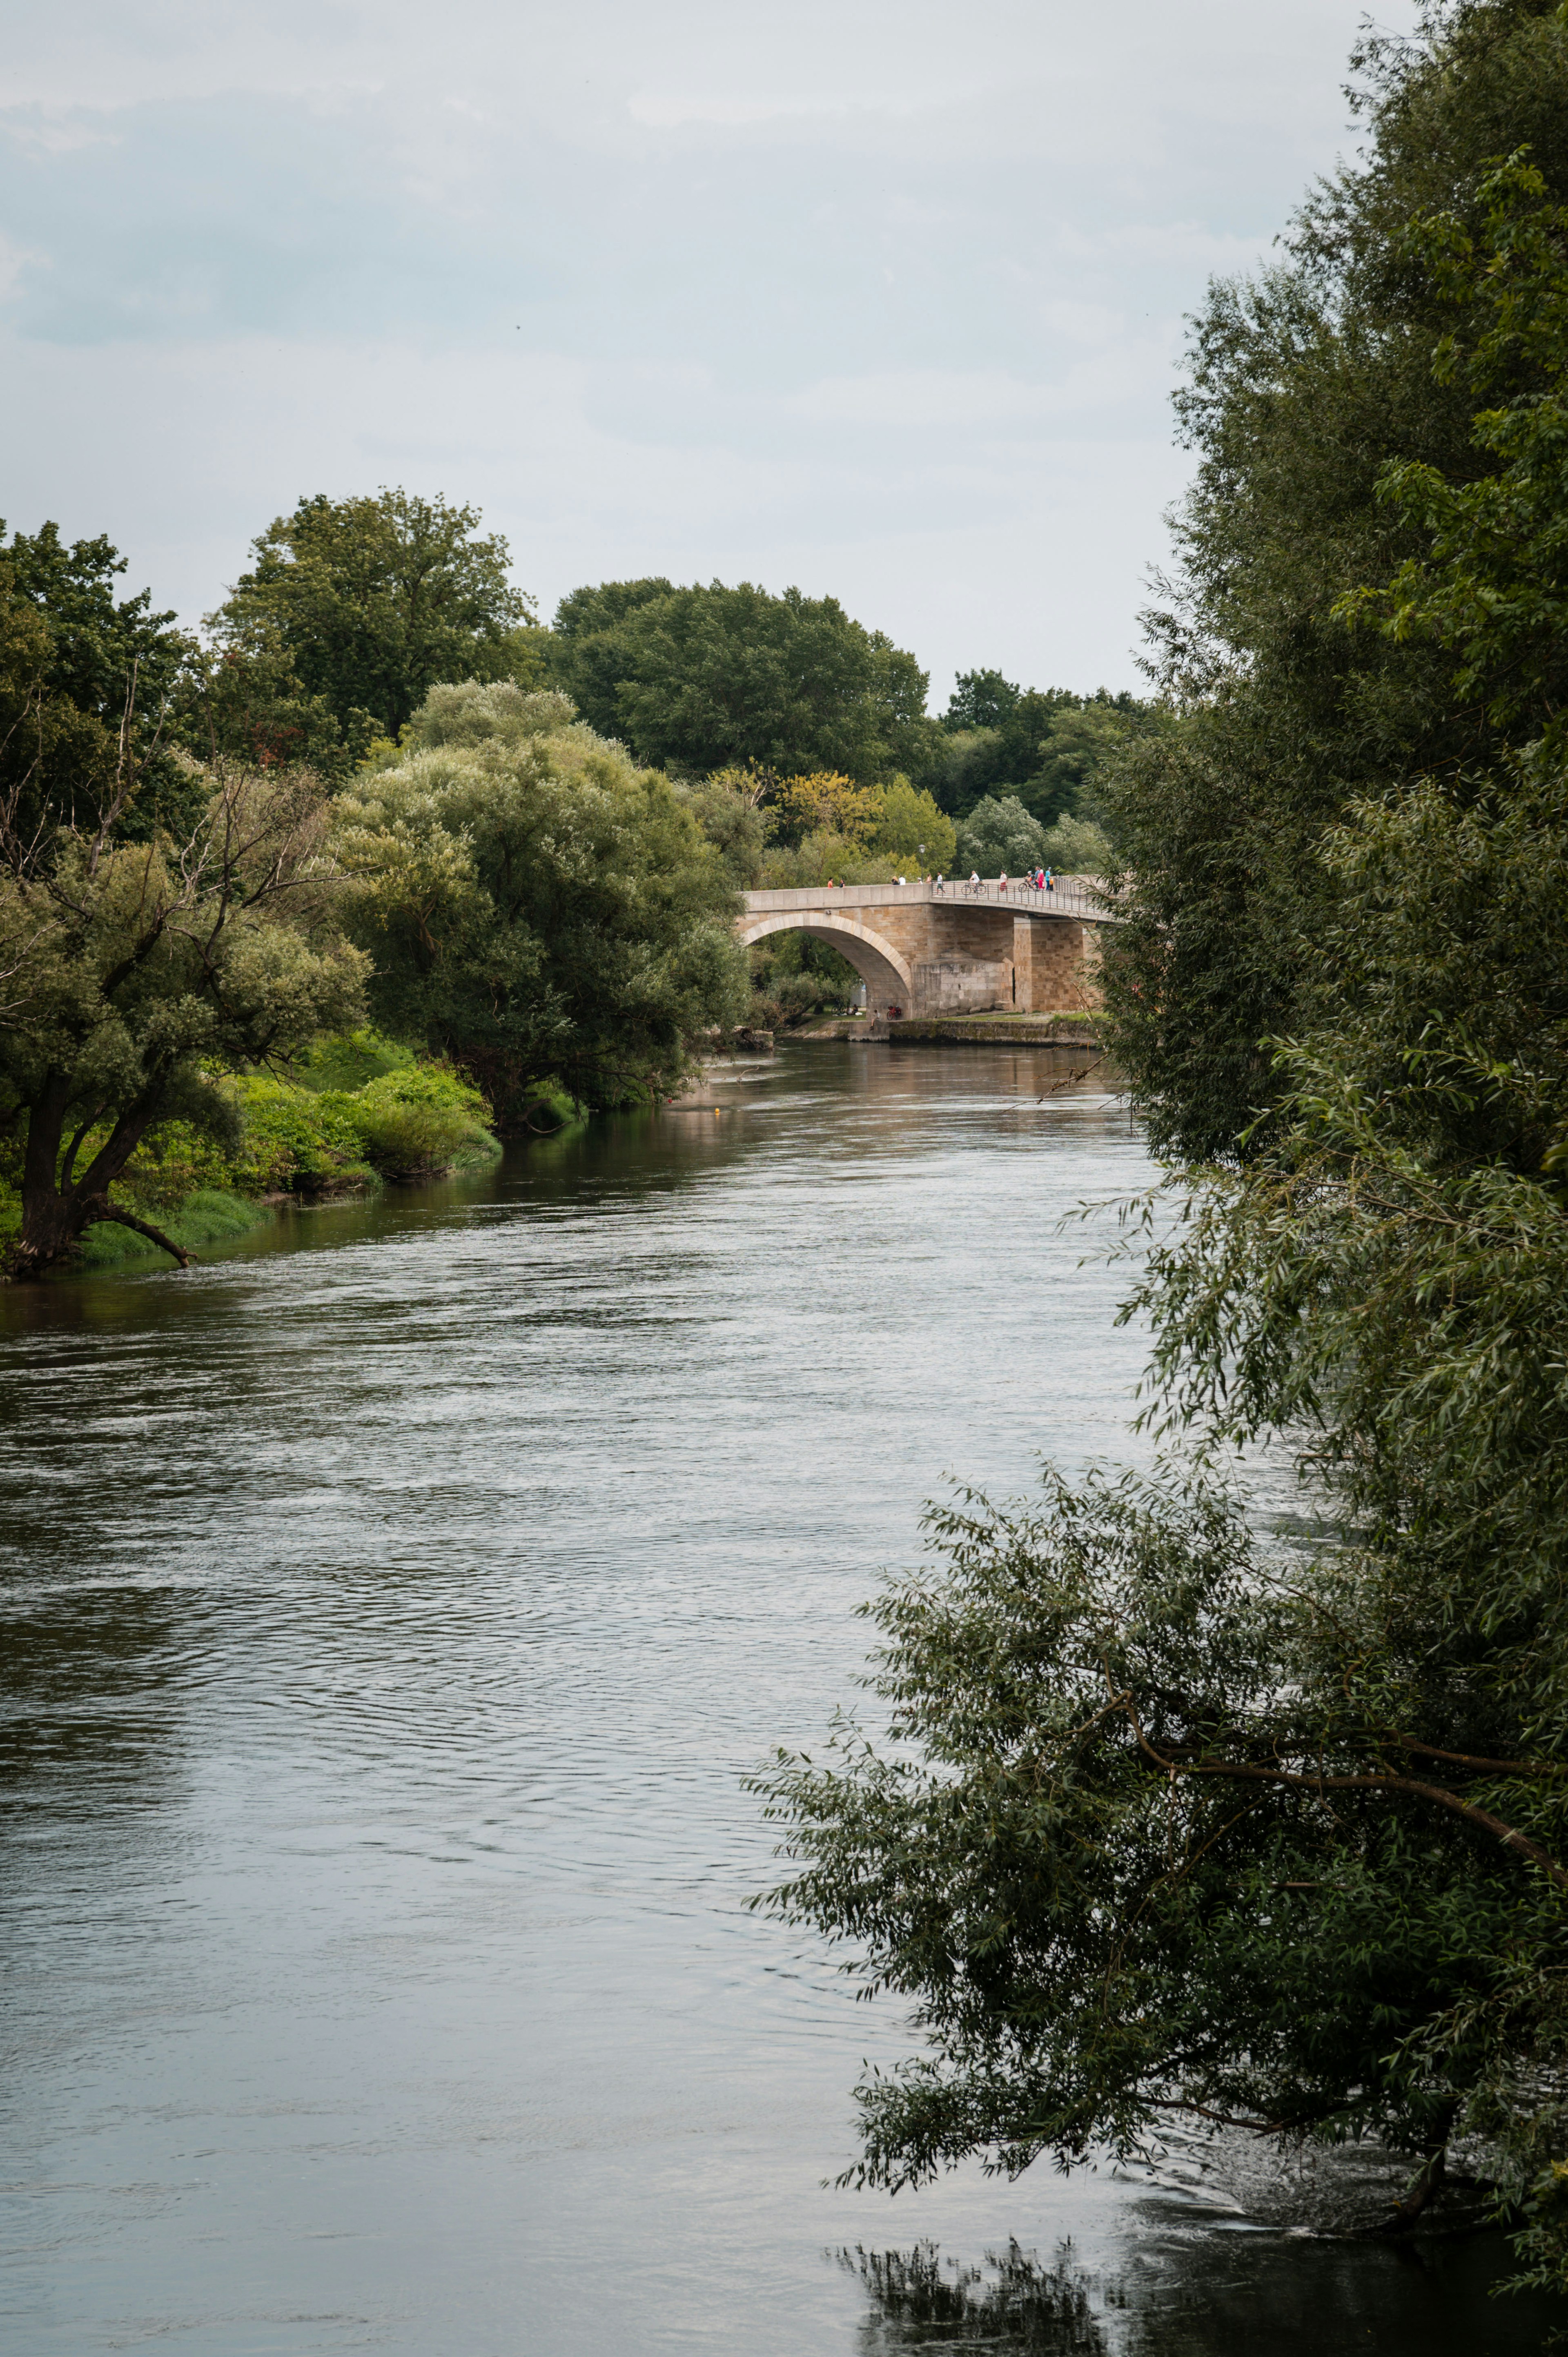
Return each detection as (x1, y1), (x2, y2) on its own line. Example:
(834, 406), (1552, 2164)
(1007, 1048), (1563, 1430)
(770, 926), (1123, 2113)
(742, 876), (1110, 921)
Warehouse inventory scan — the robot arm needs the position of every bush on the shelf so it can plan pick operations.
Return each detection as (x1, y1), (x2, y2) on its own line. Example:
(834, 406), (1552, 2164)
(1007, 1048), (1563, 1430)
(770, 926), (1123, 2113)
(342, 1064), (499, 1176)
(293, 1026), (419, 1093)
(228, 1075), (375, 1194)
(1037, 812), (1112, 872)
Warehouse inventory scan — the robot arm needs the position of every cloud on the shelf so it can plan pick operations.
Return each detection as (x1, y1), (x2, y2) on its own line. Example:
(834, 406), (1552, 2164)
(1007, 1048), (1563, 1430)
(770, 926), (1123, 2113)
(626, 89), (938, 129)
(0, 0), (1424, 693)
(1, 328), (1191, 693)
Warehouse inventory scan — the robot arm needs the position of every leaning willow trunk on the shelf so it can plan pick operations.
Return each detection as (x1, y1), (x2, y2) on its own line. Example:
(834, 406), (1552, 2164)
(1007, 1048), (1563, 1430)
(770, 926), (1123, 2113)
(6, 1076), (191, 1280)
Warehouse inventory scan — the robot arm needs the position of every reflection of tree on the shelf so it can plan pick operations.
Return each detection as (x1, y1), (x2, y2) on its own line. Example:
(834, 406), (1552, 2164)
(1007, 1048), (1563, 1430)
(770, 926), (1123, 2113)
(841, 2241), (1110, 2355)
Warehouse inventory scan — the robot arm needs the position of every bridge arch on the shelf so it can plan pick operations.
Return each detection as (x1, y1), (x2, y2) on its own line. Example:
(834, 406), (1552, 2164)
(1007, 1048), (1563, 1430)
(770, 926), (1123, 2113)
(737, 911), (914, 1019)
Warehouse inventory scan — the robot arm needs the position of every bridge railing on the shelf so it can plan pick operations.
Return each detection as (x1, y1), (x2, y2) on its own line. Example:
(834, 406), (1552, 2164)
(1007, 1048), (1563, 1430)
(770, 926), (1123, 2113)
(935, 876), (1109, 920)
(742, 876), (1114, 922)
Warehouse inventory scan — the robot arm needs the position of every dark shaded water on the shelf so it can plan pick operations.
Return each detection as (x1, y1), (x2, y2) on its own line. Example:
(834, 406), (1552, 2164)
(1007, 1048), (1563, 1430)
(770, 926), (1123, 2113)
(0, 1044), (1557, 2354)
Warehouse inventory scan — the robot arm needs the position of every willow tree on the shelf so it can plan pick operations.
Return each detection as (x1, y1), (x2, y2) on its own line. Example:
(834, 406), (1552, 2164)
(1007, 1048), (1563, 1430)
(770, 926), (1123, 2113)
(1, 759), (365, 1276)
(1099, 0), (1568, 1163)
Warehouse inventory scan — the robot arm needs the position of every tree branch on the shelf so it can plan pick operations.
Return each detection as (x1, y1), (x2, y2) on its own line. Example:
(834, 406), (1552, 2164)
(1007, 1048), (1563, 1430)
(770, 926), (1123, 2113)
(83, 1201), (192, 1269)
(1116, 1696), (1568, 1891)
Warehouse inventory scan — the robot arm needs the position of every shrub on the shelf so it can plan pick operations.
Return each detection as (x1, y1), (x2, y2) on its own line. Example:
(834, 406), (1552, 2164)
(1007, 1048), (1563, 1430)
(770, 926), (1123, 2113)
(343, 1064), (498, 1176)
(227, 1075), (374, 1194)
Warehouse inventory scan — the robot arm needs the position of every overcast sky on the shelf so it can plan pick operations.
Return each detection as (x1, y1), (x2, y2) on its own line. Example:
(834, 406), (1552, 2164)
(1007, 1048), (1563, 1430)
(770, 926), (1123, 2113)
(2, 0), (1421, 707)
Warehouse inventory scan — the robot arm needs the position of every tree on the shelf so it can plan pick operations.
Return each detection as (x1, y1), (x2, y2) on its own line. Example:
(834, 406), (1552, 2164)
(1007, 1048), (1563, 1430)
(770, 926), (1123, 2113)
(931, 674), (1158, 827)
(548, 578), (929, 781)
(1100, 0), (1568, 1164)
(0, 760), (366, 1278)
(872, 777), (956, 872)
(956, 794), (1048, 874)
(677, 771), (769, 888)
(755, 1470), (1566, 2221)
(756, 753), (1568, 2259)
(180, 629), (368, 784)
(1, 521), (194, 840)
(4, 521), (186, 734)
(773, 771), (885, 846)
(333, 682), (748, 1119)
(211, 489), (541, 742)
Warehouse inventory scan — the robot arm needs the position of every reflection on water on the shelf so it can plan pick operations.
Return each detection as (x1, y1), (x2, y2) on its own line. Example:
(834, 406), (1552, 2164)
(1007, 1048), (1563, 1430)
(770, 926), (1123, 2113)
(847, 2243), (1110, 2353)
(848, 2228), (1546, 2354)
(0, 1044), (1559, 2354)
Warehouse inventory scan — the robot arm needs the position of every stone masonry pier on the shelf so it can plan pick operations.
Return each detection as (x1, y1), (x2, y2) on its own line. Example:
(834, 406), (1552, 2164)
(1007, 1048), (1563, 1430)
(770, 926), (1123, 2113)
(738, 877), (1111, 1024)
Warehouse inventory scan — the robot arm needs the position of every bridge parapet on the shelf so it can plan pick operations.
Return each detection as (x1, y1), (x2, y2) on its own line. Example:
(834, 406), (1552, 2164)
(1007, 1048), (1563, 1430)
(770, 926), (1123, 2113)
(742, 875), (1110, 923)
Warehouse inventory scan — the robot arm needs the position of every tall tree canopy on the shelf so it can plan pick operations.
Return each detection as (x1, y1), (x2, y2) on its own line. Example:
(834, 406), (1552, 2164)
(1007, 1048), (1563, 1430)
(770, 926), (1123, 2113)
(1100, 0), (1568, 1163)
(210, 489), (540, 745)
(548, 578), (929, 782)
(932, 673), (1162, 827)
(1, 522), (191, 838)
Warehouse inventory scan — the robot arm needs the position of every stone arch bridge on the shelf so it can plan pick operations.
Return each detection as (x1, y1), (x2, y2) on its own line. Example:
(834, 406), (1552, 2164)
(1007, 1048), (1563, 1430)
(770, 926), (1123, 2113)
(739, 877), (1111, 1024)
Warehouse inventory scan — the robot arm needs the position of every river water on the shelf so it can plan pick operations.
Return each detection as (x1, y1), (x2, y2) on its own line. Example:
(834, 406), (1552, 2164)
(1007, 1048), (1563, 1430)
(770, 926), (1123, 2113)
(0, 1042), (1557, 2354)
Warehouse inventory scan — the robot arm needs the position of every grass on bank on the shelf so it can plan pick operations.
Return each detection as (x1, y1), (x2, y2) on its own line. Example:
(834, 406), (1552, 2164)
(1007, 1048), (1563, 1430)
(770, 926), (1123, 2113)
(0, 1032), (548, 1273)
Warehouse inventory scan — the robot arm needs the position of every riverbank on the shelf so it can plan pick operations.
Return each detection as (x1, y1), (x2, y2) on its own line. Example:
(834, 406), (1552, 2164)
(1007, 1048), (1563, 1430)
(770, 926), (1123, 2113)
(1, 1036), (509, 1278)
(808, 1010), (1105, 1048)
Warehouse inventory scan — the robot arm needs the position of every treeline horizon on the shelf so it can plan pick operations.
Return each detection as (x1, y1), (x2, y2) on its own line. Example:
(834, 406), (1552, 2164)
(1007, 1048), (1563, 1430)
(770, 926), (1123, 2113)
(0, 495), (1156, 842)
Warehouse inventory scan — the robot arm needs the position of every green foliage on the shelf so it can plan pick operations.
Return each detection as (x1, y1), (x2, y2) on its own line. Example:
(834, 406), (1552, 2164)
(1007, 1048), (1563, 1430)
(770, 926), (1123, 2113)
(179, 629), (372, 784)
(76, 1188), (270, 1269)
(676, 772), (769, 887)
(1030, 701), (1163, 832)
(932, 675), (1158, 826)
(1037, 812), (1112, 872)
(548, 578), (929, 781)
(210, 488), (537, 741)
(759, 17), (1568, 2297)
(956, 794), (1049, 874)
(334, 680), (748, 1119)
(871, 776), (957, 872)
(748, 931), (860, 1029)
(1338, 147), (1568, 731)
(1100, 0), (1568, 1162)
(115, 1060), (493, 1205)
(225, 1073), (376, 1193)
(4, 520), (186, 731)
(0, 761), (368, 1274)
(292, 1026), (418, 1094)
(0, 522), (193, 840)
(754, 1470), (1564, 2195)
(340, 1062), (497, 1177)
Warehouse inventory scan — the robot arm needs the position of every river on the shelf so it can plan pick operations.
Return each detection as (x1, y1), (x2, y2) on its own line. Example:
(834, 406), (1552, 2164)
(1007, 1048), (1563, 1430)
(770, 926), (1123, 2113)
(0, 1042), (1555, 2354)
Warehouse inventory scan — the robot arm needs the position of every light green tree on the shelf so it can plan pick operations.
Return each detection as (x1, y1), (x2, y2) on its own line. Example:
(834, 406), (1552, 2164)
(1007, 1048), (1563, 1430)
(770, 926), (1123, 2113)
(871, 777), (956, 872)
(334, 683), (748, 1118)
(956, 793), (1048, 874)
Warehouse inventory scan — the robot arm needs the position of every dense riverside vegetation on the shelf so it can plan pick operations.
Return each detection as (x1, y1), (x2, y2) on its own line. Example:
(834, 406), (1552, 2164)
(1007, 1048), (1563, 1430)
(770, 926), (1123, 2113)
(755, 0), (1568, 2306)
(2, 448), (1156, 1268)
